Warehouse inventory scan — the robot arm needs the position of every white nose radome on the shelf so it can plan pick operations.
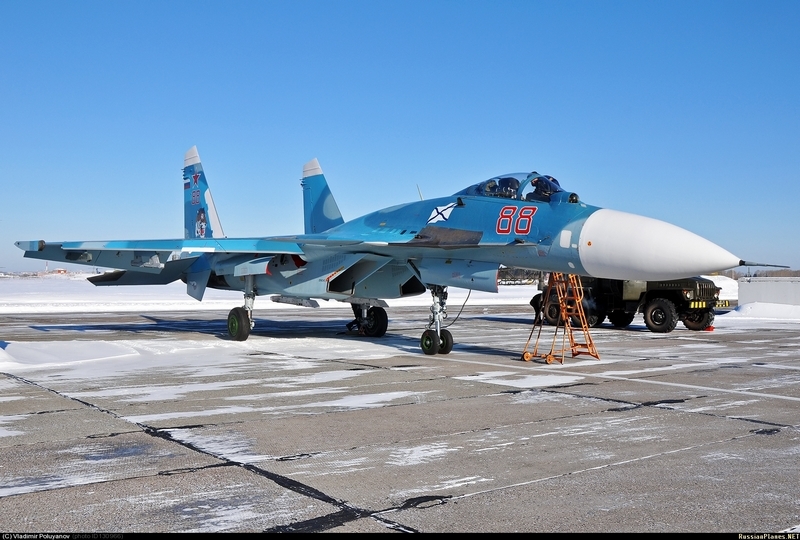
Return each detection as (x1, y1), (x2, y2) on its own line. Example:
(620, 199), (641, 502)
(578, 209), (741, 281)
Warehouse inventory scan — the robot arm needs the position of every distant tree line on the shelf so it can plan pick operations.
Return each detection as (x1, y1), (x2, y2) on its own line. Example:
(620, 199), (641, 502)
(720, 268), (800, 278)
(499, 267), (800, 281)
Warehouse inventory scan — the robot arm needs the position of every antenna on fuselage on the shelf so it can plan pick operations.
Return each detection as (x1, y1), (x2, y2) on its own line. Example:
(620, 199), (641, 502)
(417, 184), (424, 201)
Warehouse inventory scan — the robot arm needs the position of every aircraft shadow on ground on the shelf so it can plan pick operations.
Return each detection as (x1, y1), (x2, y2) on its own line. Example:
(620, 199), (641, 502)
(25, 316), (531, 358)
(27, 314), (431, 348)
(473, 314), (652, 333)
(29, 315), (351, 337)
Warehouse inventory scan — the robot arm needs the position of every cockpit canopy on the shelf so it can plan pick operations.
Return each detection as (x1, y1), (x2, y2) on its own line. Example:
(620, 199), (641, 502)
(454, 172), (564, 203)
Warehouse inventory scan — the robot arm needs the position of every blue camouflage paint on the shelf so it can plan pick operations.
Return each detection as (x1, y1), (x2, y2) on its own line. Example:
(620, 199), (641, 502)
(302, 172), (344, 234)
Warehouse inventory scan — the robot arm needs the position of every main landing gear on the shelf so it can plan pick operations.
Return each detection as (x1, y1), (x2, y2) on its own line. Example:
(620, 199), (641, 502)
(348, 302), (389, 337)
(228, 276), (255, 341)
(223, 277), (453, 354)
(420, 285), (454, 355)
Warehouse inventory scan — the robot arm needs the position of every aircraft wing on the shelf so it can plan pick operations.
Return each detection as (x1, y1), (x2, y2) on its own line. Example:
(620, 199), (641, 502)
(59, 238), (305, 255)
(15, 237), (306, 279)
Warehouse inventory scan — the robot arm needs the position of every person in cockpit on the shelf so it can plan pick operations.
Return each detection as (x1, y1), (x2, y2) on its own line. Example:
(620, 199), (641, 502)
(526, 176), (555, 202)
(497, 177), (520, 199)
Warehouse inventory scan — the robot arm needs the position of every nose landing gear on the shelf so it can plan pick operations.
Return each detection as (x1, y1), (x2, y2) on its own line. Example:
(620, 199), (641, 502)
(420, 285), (454, 355)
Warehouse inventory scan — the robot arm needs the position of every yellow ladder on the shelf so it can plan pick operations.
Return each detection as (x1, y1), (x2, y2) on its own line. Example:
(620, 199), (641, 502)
(522, 272), (600, 363)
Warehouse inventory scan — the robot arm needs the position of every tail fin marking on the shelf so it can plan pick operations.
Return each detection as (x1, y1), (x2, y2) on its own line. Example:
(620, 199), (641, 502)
(184, 146), (225, 240)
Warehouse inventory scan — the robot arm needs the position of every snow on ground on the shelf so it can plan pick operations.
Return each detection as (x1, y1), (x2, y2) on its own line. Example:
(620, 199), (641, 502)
(1, 271), (799, 528)
(4, 273), (798, 414)
(704, 274), (738, 301)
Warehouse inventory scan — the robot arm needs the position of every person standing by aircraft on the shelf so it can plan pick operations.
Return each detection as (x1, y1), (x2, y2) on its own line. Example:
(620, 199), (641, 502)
(530, 293), (543, 325)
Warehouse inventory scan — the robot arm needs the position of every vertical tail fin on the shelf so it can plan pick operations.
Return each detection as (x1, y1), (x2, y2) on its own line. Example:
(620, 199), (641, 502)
(301, 158), (344, 234)
(183, 146), (225, 239)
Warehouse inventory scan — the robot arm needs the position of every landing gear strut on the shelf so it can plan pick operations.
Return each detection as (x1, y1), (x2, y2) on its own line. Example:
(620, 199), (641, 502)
(228, 275), (255, 341)
(420, 285), (453, 355)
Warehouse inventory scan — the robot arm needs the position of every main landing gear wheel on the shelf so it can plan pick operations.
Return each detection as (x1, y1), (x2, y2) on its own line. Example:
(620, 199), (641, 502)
(228, 307), (251, 341)
(361, 306), (389, 337)
(228, 275), (256, 341)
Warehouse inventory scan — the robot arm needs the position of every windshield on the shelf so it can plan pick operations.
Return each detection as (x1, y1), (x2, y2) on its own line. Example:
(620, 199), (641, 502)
(454, 171), (563, 202)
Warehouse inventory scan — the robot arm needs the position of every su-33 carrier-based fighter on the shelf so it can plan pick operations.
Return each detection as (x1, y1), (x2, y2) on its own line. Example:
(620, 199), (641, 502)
(17, 146), (758, 354)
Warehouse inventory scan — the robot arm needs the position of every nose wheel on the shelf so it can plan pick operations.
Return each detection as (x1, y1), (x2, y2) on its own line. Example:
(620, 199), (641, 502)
(420, 328), (453, 355)
(420, 285), (454, 355)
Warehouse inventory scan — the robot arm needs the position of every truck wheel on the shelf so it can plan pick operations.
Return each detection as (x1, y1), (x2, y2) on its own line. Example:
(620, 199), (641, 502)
(643, 298), (678, 333)
(571, 303), (606, 327)
(544, 295), (562, 326)
(683, 310), (715, 331)
(608, 310), (635, 328)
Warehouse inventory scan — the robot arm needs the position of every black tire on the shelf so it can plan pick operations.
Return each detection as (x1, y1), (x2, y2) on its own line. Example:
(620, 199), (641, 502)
(683, 310), (715, 331)
(579, 309), (606, 328)
(608, 310), (635, 328)
(643, 298), (678, 333)
(420, 329), (439, 355)
(361, 306), (388, 337)
(439, 328), (454, 354)
(227, 307), (251, 341)
(544, 294), (562, 326)
(570, 299), (606, 328)
(591, 310), (606, 327)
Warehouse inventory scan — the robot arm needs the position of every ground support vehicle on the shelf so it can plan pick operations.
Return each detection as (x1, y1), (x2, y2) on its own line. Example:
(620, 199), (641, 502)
(537, 276), (723, 333)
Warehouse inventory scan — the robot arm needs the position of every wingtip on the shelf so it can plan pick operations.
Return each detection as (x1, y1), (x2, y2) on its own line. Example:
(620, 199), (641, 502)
(302, 158), (322, 178)
(184, 146), (200, 167)
(15, 240), (45, 251)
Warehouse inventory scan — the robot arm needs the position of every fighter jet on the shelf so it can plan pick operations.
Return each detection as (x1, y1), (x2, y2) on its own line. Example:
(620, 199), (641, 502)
(17, 146), (754, 354)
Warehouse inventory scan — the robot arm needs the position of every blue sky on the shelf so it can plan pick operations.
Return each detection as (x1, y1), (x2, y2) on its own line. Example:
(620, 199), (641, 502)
(1, 0), (798, 272)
